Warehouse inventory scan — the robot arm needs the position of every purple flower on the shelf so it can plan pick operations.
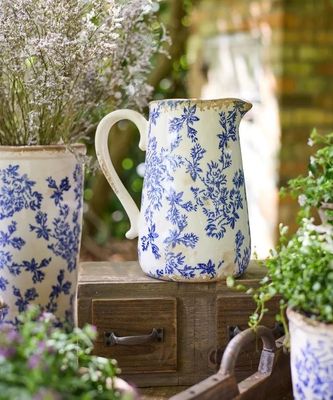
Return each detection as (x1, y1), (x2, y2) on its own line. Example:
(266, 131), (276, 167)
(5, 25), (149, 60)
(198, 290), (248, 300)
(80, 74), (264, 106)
(37, 340), (46, 351)
(28, 354), (41, 369)
(6, 329), (21, 343)
(36, 340), (55, 355)
(33, 388), (62, 400)
(38, 311), (56, 323)
(0, 346), (16, 358)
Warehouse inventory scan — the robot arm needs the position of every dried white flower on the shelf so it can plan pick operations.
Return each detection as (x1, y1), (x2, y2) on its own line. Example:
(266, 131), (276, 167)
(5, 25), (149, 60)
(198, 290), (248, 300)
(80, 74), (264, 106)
(0, 0), (166, 146)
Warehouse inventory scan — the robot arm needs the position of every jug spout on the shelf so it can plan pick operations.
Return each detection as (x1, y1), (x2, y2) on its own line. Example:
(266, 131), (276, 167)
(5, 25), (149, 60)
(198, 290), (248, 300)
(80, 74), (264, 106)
(240, 99), (252, 113)
(230, 98), (252, 116)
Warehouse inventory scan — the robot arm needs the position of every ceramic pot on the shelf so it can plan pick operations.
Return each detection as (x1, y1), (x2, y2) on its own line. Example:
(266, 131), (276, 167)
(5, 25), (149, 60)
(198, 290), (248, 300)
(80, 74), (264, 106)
(287, 308), (333, 400)
(95, 98), (252, 282)
(0, 145), (85, 325)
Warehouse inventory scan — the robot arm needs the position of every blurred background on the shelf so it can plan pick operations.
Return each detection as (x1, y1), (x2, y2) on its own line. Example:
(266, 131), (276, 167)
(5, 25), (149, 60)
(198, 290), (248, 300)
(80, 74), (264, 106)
(81, 0), (333, 262)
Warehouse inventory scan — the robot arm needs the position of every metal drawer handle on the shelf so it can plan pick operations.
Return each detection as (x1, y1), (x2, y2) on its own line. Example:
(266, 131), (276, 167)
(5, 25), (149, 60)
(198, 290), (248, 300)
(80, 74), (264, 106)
(220, 325), (276, 375)
(104, 328), (164, 346)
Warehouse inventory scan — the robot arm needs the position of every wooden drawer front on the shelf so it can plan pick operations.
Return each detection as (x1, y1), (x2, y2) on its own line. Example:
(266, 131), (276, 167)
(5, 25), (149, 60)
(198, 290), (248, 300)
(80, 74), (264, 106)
(92, 298), (177, 374)
(215, 295), (280, 380)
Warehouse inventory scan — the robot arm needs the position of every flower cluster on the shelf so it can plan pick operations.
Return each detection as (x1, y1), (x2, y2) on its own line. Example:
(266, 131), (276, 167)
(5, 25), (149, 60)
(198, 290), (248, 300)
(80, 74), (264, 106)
(0, 0), (166, 146)
(0, 306), (135, 399)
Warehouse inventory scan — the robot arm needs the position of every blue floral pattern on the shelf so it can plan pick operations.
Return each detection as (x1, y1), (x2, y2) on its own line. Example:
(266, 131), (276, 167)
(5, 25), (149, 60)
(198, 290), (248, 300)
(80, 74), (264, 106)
(139, 100), (251, 280)
(293, 339), (333, 400)
(12, 286), (39, 313)
(234, 229), (251, 277)
(0, 160), (83, 325)
(30, 164), (83, 272)
(0, 305), (8, 322)
(46, 269), (72, 314)
(0, 220), (51, 289)
(0, 164), (42, 220)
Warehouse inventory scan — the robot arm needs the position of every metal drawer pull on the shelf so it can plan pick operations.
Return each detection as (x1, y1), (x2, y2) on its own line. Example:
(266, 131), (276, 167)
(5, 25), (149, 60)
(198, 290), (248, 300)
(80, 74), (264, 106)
(104, 328), (164, 346)
(220, 325), (276, 375)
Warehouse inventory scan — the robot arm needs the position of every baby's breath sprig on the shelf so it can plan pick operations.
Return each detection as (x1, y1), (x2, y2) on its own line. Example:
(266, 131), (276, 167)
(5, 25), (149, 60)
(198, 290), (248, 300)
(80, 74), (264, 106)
(0, 0), (167, 146)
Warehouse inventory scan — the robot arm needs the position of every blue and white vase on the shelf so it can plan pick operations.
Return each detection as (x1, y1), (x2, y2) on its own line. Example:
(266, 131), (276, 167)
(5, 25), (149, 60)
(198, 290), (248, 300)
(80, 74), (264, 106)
(288, 308), (333, 400)
(0, 145), (85, 325)
(95, 98), (252, 282)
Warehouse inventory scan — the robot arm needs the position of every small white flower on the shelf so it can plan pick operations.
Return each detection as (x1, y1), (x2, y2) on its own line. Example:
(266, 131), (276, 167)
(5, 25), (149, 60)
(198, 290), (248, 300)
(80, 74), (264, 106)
(307, 138), (314, 146)
(298, 194), (307, 206)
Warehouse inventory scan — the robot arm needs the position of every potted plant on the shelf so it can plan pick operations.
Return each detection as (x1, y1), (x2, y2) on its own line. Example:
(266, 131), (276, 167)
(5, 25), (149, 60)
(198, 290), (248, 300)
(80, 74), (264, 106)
(0, 0), (165, 325)
(228, 131), (333, 400)
(0, 305), (137, 399)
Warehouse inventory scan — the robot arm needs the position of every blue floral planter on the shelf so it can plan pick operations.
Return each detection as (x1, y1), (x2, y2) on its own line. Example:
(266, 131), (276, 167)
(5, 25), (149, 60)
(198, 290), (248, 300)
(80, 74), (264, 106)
(96, 98), (252, 282)
(288, 308), (333, 400)
(0, 145), (85, 325)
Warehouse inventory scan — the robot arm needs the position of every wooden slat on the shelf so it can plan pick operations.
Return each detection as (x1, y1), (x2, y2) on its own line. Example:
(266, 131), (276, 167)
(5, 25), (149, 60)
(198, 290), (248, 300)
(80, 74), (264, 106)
(79, 260), (266, 286)
(169, 373), (239, 400)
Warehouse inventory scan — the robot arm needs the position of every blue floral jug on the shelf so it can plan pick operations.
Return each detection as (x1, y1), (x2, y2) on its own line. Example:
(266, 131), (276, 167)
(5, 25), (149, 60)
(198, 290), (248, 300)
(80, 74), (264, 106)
(0, 145), (85, 325)
(95, 98), (252, 281)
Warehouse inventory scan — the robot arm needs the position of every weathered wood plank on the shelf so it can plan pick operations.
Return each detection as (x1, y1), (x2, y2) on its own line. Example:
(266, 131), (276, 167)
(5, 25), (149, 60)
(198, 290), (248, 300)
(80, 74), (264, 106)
(79, 260), (266, 285)
(170, 374), (239, 400)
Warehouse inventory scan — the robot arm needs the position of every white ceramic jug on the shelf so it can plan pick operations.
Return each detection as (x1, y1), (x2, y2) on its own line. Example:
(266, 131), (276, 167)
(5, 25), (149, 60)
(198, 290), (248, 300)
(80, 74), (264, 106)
(95, 98), (252, 282)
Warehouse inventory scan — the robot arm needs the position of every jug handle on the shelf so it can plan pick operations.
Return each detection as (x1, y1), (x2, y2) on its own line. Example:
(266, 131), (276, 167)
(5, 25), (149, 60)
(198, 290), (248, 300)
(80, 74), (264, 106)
(95, 109), (148, 239)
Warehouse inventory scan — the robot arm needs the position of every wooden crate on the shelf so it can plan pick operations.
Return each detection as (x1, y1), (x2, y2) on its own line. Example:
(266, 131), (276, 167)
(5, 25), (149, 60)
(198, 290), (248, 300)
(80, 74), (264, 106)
(77, 261), (280, 388)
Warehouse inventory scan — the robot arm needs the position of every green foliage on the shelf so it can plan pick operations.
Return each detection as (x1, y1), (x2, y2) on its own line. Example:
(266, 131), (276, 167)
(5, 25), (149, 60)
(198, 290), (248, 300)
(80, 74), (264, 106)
(0, 307), (134, 400)
(281, 130), (333, 217)
(227, 130), (333, 342)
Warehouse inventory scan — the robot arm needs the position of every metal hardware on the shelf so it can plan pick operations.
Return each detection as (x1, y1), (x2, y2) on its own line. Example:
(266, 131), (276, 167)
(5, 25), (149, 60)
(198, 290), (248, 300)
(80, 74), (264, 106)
(272, 322), (285, 338)
(220, 325), (276, 375)
(209, 323), (283, 367)
(104, 328), (164, 347)
(228, 325), (242, 341)
(208, 325), (243, 367)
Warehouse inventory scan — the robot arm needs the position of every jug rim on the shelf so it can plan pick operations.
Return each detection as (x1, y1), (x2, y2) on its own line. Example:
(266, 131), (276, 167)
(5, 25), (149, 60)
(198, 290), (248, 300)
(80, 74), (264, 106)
(149, 97), (252, 112)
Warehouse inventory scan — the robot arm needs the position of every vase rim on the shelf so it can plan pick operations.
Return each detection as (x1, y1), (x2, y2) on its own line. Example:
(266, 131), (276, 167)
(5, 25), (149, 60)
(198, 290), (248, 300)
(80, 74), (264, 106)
(149, 97), (252, 112)
(287, 307), (333, 332)
(0, 143), (86, 153)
